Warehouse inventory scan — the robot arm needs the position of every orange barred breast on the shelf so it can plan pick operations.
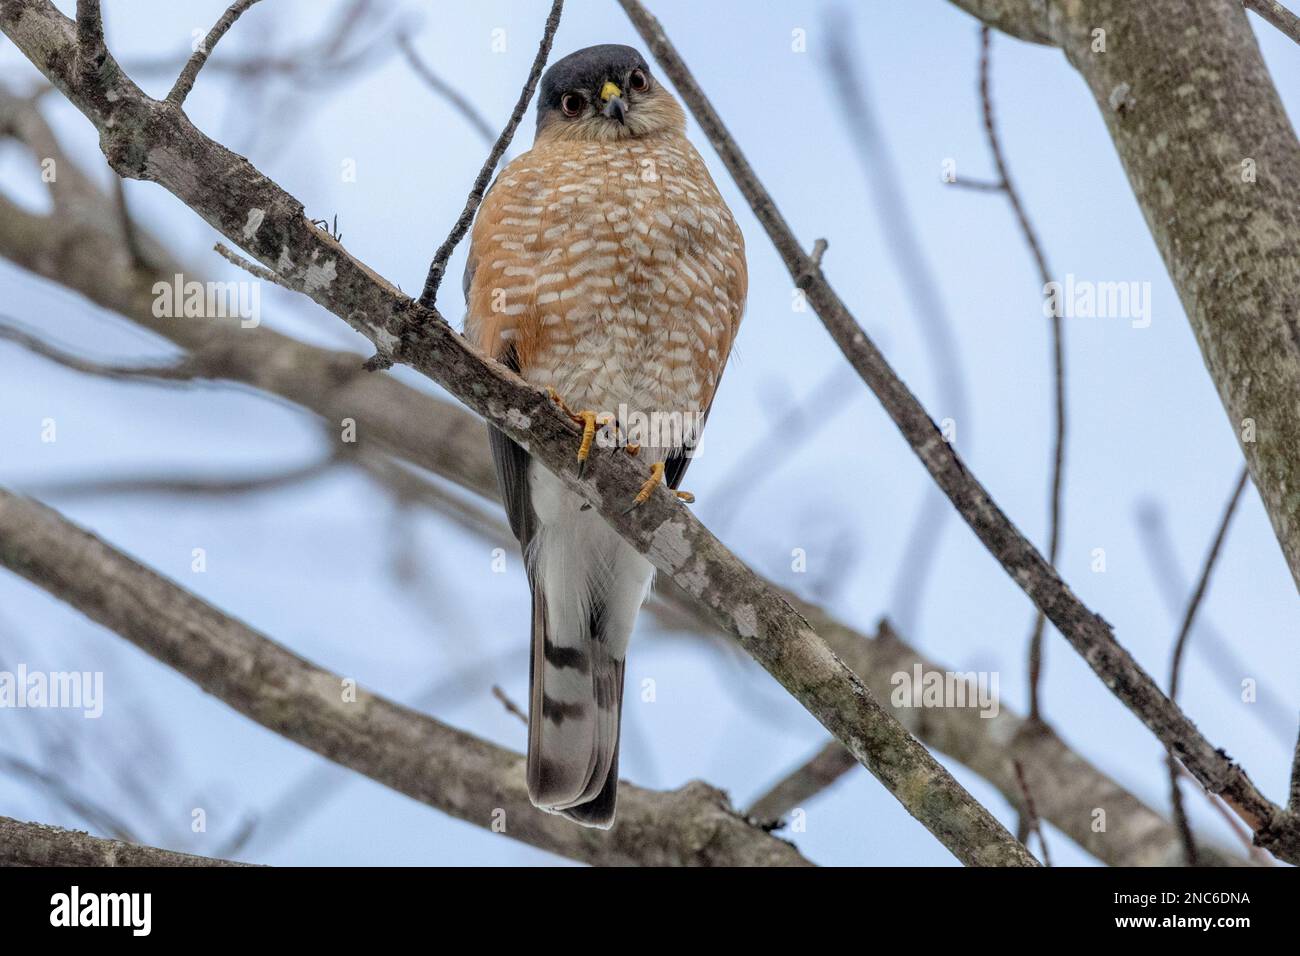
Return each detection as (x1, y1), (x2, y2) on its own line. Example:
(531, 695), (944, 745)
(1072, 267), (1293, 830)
(465, 130), (746, 437)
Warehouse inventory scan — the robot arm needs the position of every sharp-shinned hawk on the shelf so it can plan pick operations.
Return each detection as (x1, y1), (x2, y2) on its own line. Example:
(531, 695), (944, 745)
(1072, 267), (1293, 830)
(464, 44), (747, 828)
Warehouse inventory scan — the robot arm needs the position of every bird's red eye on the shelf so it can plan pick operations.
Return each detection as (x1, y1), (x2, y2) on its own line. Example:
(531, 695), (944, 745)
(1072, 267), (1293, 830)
(628, 69), (649, 92)
(560, 92), (583, 117)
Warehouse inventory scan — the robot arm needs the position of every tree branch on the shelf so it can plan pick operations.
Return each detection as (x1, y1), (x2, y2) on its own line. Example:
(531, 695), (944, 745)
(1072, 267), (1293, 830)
(73, 0), (104, 79)
(166, 0), (263, 107)
(948, 0), (1300, 600)
(0, 314), (197, 383)
(1167, 467), (1251, 864)
(0, 488), (811, 867)
(976, 25), (1066, 727)
(746, 741), (857, 826)
(945, 0), (1056, 45)
(397, 33), (496, 147)
(0, 814), (253, 866)
(615, 0), (1296, 861)
(416, 0), (563, 309)
(0, 0), (1037, 867)
(1244, 0), (1300, 45)
(1012, 759), (1052, 866)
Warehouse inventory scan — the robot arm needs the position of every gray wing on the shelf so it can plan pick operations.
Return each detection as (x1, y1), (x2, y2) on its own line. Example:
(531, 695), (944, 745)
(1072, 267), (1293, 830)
(465, 227), (536, 553)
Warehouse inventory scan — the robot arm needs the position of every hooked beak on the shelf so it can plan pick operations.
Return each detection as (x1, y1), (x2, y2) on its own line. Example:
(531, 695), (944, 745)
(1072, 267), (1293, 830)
(599, 81), (627, 125)
(602, 96), (627, 125)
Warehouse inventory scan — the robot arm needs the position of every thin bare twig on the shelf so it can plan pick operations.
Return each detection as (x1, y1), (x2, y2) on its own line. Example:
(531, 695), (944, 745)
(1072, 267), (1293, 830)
(746, 741), (857, 826)
(1244, 0), (1300, 45)
(1166, 466), (1250, 865)
(1179, 766), (1274, 865)
(0, 751), (140, 844)
(24, 456), (338, 502)
(824, 20), (973, 636)
(417, 0), (563, 309)
(1013, 759), (1052, 866)
(167, 0), (264, 107)
(977, 25), (1066, 725)
(0, 315), (196, 383)
(1135, 501), (1294, 747)
(491, 685), (529, 726)
(947, 176), (1005, 192)
(213, 241), (285, 287)
(397, 33), (496, 146)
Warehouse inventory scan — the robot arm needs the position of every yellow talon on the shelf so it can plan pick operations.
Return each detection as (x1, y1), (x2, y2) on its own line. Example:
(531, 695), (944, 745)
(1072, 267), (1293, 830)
(632, 461), (665, 507)
(576, 411), (598, 463)
(627, 462), (695, 510)
(546, 386), (581, 423)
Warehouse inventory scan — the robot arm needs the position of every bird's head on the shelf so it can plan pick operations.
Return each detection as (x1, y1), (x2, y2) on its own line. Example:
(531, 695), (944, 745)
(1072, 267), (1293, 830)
(535, 44), (684, 142)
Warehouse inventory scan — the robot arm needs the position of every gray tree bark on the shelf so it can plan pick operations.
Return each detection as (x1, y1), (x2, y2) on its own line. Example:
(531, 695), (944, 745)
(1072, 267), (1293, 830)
(951, 0), (1300, 594)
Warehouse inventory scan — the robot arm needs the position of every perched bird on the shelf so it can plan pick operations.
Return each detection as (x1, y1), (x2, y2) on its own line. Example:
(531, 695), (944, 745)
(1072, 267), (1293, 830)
(464, 44), (747, 827)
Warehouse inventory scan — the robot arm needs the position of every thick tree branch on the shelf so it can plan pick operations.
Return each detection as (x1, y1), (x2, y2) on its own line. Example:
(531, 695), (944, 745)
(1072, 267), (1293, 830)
(946, 0), (1056, 45)
(616, 0), (1296, 861)
(0, 488), (810, 867)
(0, 0), (1040, 867)
(1, 814), (253, 866)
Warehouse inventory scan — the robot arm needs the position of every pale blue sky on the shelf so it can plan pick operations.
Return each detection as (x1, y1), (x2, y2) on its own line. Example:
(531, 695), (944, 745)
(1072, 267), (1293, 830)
(0, 0), (1296, 866)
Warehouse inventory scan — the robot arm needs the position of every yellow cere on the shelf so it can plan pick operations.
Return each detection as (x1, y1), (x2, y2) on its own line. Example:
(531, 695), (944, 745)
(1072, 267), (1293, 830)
(599, 81), (622, 102)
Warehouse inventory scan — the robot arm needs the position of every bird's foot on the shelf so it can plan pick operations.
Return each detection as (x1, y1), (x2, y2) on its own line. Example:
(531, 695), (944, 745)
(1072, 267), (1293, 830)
(547, 387), (610, 477)
(625, 461), (693, 513)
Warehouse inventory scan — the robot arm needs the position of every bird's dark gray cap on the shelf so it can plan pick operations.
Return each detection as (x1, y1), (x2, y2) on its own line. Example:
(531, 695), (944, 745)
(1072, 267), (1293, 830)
(537, 44), (650, 128)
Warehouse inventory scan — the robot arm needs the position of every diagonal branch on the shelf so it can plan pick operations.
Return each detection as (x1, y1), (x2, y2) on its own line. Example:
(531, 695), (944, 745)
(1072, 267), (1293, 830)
(616, 0), (1298, 862)
(416, 0), (563, 309)
(0, 488), (811, 867)
(166, 0), (264, 107)
(397, 33), (496, 146)
(0, 814), (255, 866)
(1244, 0), (1300, 44)
(746, 741), (857, 826)
(1167, 467), (1251, 864)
